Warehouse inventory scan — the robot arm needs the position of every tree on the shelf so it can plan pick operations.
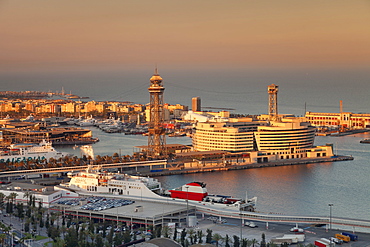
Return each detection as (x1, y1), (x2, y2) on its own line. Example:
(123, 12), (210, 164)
(113, 231), (124, 246)
(48, 226), (60, 242)
(233, 235), (240, 247)
(107, 227), (114, 246)
(180, 228), (187, 247)
(260, 233), (266, 247)
(52, 237), (65, 247)
(241, 238), (248, 247)
(65, 227), (78, 247)
(123, 229), (131, 244)
(16, 203), (24, 219)
(24, 220), (30, 233)
(154, 225), (162, 238)
(0, 233), (6, 246)
(162, 225), (171, 238)
(45, 214), (50, 229)
(251, 238), (258, 247)
(95, 234), (104, 247)
(197, 230), (204, 243)
(9, 192), (18, 204)
(212, 233), (223, 247)
(23, 191), (33, 206)
(188, 228), (195, 245)
(225, 234), (230, 247)
(173, 226), (178, 241)
(206, 229), (213, 243)
(0, 192), (6, 210)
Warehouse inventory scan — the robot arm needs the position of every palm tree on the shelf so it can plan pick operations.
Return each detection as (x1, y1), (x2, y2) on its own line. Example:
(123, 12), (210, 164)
(250, 238), (258, 247)
(23, 191), (33, 206)
(161, 225), (171, 238)
(197, 230), (204, 243)
(0, 233), (6, 246)
(187, 228), (195, 245)
(0, 192), (5, 210)
(212, 233), (223, 247)
(9, 192), (18, 204)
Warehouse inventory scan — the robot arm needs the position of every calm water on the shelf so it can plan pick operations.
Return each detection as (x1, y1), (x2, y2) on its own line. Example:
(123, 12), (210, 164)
(2, 68), (370, 221)
(58, 128), (370, 222)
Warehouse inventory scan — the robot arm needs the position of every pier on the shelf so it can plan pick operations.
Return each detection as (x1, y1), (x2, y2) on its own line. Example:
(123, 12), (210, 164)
(0, 155), (353, 179)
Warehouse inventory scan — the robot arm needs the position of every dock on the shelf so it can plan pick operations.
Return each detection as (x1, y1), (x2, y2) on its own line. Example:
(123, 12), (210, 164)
(141, 155), (354, 177)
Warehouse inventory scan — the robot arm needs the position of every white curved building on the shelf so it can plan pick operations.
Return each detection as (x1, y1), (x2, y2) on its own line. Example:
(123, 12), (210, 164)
(254, 120), (316, 159)
(193, 121), (259, 152)
(192, 117), (328, 160)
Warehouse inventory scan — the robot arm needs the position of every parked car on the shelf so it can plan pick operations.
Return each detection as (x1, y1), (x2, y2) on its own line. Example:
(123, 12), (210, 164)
(330, 237), (344, 244)
(245, 221), (257, 228)
(290, 227), (304, 232)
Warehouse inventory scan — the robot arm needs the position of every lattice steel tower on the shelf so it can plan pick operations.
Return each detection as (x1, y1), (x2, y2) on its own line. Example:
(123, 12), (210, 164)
(268, 84), (279, 120)
(147, 69), (167, 158)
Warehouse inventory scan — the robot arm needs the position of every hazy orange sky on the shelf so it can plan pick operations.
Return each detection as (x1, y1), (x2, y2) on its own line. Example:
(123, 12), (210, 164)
(1, 0), (369, 72)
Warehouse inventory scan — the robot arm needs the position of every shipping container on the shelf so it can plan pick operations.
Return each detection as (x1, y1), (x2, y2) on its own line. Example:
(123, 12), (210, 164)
(335, 234), (350, 243)
(283, 234), (305, 242)
(270, 238), (293, 244)
(320, 238), (336, 246)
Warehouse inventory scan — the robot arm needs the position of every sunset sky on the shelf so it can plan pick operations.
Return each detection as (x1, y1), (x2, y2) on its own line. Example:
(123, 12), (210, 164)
(1, 0), (369, 72)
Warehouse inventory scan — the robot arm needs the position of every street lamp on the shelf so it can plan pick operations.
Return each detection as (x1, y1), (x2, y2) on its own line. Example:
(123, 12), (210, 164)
(185, 185), (189, 227)
(239, 207), (243, 242)
(328, 203), (333, 230)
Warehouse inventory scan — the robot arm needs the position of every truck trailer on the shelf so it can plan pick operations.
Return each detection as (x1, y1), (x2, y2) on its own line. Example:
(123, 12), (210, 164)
(335, 234), (350, 243)
(341, 232), (358, 241)
(314, 240), (330, 247)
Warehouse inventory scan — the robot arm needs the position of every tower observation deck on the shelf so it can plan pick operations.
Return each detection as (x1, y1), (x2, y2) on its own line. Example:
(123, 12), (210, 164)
(147, 69), (167, 158)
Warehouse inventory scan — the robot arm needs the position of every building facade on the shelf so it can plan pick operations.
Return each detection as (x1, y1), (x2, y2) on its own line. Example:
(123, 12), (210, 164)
(193, 121), (258, 152)
(305, 111), (370, 129)
(193, 117), (326, 160)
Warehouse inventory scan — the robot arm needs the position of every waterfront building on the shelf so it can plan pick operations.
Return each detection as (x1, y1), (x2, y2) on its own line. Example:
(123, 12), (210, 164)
(254, 118), (316, 159)
(0, 127), (96, 145)
(193, 120), (259, 152)
(61, 101), (77, 113)
(0, 182), (78, 208)
(192, 116), (329, 161)
(192, 96), (201, 112)
(305, 111), (370, 129)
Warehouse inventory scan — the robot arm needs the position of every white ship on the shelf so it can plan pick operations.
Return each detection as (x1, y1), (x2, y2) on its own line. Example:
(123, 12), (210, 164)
(61, 165), (164, 198)
(0, 140), (71, 163)
(59, 165), (257, 212)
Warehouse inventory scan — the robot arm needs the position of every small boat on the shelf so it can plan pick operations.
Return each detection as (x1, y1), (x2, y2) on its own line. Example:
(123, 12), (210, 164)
(360, 139), (370, 144)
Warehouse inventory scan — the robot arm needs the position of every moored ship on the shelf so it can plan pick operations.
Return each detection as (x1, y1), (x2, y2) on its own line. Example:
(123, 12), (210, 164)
(61, 165), (164, 199)
(0, 140), (71, 163)
(59, 165), (257, 212)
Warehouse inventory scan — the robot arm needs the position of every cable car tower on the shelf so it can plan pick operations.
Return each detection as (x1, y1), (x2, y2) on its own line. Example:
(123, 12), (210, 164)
(268, 84), (279, 121)
(147, 68), (167, 158)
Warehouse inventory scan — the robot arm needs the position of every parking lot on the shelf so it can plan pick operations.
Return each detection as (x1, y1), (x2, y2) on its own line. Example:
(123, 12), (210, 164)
(57, 196), (134, 211)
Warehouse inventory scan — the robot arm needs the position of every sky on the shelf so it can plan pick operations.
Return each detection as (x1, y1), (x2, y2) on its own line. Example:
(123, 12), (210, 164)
(1, 0), (370, 73)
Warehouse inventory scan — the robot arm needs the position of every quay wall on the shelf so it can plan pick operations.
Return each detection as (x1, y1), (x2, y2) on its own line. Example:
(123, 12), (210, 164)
(144, 156), (354, 177)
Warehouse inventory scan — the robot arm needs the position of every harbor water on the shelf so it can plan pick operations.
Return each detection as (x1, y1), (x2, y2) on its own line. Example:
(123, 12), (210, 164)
(58, 128), (370, 222)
